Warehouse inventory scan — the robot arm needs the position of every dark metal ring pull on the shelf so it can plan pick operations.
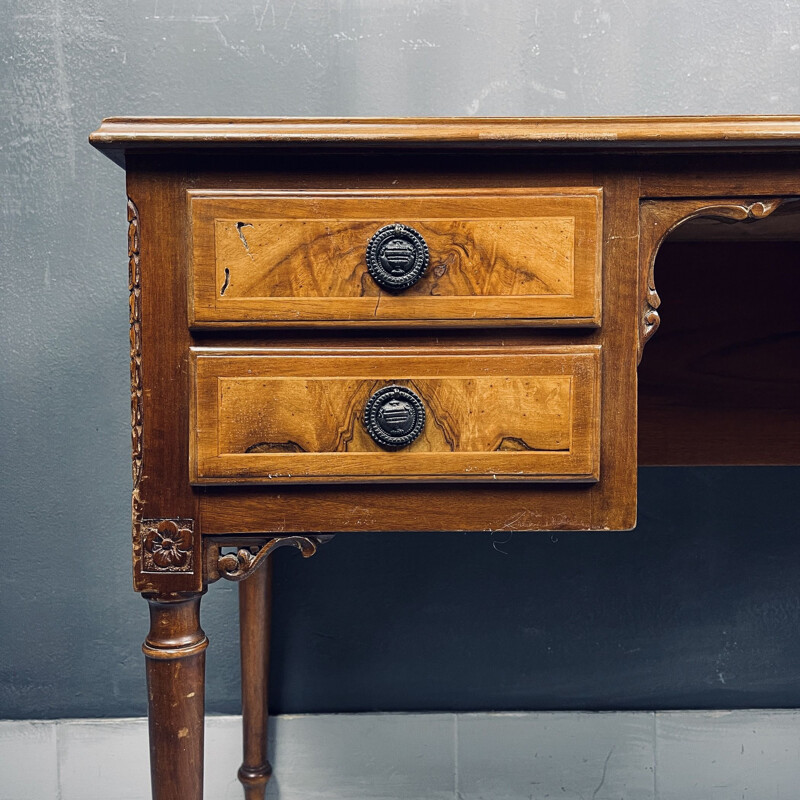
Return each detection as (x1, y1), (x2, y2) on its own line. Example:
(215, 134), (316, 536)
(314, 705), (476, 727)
(364, 385), (426, 450)
(366, 223), (429, 292)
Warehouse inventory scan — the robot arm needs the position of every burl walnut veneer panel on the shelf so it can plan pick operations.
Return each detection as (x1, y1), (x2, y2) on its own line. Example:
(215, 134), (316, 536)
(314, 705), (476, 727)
(191, 346), (600, 483)
(189, 190), (602, 326)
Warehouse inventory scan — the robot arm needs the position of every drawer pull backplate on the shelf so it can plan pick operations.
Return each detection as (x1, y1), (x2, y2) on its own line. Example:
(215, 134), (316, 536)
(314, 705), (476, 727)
(364, 385), (426, 449)
(366, 223), (429, 292)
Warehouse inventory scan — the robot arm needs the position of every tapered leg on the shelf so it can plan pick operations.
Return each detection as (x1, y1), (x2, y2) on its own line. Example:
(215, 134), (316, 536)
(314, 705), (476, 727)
(238, 560), (273, 799)
(143, 593), (207, 800)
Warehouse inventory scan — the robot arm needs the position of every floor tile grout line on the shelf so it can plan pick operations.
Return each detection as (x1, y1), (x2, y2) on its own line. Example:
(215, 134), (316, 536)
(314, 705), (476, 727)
(653, 710), (659, 800)
(454, 713), (460, 800)
(54, 720), (63, 800)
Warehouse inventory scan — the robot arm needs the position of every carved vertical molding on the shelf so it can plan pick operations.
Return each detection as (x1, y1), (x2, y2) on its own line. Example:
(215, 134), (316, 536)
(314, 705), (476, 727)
(638, 198), (785, 362)
(128, 198), (144, 565)
(128, 199), (200, 593)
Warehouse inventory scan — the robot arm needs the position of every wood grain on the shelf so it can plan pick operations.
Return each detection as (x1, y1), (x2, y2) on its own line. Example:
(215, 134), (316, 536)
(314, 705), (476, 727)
(238, 562), (272, 800)
(191, 347), (601, 483)
(178, 153), (636, 534)
(90, 116), (800, 167)
(190, 190), (601, 326)
(143, 594), (207, 800)
(128, 160), (202, 594)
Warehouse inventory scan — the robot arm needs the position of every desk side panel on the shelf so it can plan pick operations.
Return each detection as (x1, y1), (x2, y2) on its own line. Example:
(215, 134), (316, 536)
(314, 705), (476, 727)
(127, 160), (202, 593)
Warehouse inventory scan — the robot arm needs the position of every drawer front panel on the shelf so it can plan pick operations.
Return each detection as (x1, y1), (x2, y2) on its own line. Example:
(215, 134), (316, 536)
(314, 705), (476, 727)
(190, 190), (602, 326)
(191, 347), (601, 483)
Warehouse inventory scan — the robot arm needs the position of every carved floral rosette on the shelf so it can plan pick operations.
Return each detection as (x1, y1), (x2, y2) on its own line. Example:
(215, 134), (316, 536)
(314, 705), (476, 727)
(142, 519), (195, 574)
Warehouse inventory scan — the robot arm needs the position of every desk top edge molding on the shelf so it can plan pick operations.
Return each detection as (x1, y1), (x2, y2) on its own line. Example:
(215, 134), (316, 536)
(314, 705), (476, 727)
(90, 115), (800, 165)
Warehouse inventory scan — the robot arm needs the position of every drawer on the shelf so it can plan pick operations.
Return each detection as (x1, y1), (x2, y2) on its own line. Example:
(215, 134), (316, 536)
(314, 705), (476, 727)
(190, 346), (601, 484)
(189, 189), (602, 327)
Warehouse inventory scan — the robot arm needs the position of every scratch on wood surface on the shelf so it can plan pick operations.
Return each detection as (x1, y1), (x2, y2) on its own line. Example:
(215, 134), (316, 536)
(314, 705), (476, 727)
(236, 222), (254, 258)
(496, 510), (540, 531)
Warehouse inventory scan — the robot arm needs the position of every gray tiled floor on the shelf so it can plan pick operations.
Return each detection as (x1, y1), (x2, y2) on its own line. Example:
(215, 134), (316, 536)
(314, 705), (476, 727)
(2, 711), (800, 799)
(655, 710), (800, 800)
(266, 714), (455, 800)
(0, 721), (58, 800)
(456, 712), (655, 800)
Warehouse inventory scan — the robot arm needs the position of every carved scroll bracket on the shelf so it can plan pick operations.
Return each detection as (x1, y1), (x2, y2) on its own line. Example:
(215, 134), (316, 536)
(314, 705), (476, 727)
(205, 535), (335, 583)
(638, 198), (786, 362)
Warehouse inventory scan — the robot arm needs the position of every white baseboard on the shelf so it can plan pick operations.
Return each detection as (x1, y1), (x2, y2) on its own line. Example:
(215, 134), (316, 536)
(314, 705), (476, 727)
(2, 710), (800, 799)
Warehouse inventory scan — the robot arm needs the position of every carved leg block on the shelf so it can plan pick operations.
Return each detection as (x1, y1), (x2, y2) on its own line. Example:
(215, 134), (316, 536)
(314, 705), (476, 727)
(238, 560), (273, 799)
(143, 593), (207, 800)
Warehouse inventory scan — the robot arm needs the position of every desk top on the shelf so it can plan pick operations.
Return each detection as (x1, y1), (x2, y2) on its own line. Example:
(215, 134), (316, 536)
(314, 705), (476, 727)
(91, 115), (800, 165)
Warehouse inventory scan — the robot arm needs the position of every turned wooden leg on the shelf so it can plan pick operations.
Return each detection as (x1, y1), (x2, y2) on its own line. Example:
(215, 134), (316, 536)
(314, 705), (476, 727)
(143, 593), (207, 800)
(238, 559), (273, 799)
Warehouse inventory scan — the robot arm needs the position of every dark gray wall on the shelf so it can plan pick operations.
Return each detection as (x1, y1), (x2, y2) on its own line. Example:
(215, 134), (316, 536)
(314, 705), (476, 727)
(1, 0), (799, 719)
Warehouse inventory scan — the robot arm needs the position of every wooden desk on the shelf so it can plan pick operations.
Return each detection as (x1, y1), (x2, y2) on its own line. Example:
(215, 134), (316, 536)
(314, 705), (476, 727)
(90, 116), (800, 800)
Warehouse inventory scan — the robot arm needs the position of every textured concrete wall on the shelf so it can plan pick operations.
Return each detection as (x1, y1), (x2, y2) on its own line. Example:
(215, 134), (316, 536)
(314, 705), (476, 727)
(1, 0), (799, 719)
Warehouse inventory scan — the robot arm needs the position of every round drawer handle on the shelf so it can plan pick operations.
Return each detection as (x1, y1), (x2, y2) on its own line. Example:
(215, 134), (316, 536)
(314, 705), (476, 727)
(366, 223), (429, 292)
(364, 385), (426, 450)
